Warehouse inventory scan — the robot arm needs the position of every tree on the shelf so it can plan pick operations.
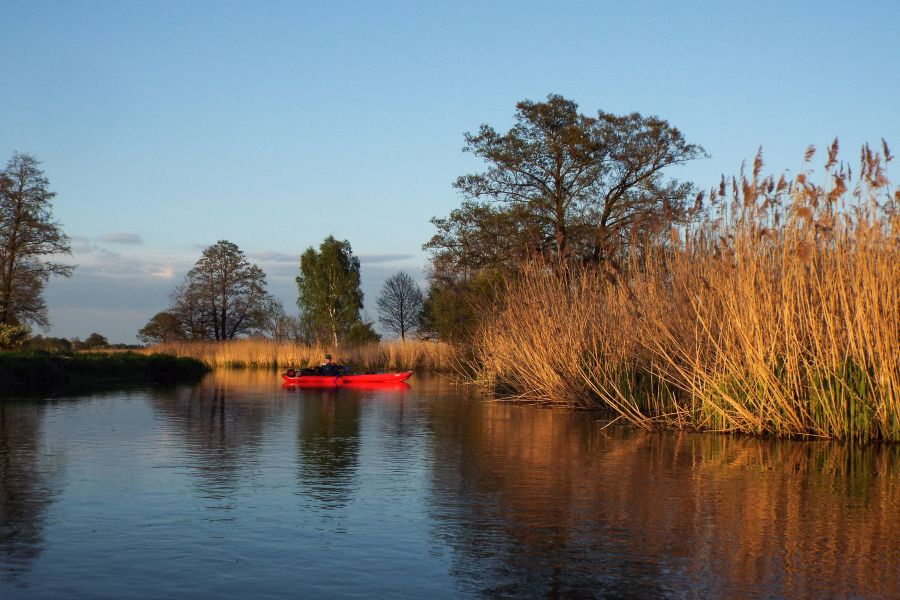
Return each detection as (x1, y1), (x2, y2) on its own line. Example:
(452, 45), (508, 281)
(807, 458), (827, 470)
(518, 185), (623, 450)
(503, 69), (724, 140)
(84, 332), (108, 349)
(376, 271), (424, 340)
(0, 153), (74, 328)
(0, 323), (29, 350)
(344, 320), (381, 345)
(254, 297), (309, 342)
(419, 270), (503, 342)
(26, 334), (72, 352)
(296, 235), (364, 346)
(431, 94), (705, 278)
(424, 201), (536, 280)
(137, 311), (184, 344)
(169, 240), (274, 340)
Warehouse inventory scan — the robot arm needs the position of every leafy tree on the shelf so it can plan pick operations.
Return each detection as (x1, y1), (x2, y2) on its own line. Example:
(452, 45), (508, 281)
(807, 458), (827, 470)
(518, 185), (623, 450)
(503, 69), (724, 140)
(431, 94), (705, 278)
(343, 320), (381, 345)
(424, 201), (535, 281)
(376, 271), (424, 340)
(0, 153), (74, 327)
(170, 240), (274, 340)
(419, 271), (503, 342)
(27, 334), (72, 352)
(0, 323), (29, 350)
(296, 236), (364, 346)
(84, 332), (108, 349)
(137, 311), (184, 344)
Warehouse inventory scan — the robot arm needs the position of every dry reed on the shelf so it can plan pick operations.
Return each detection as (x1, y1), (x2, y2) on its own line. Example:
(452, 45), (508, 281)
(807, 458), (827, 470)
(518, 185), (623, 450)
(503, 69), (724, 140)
(142, 338), (455, 372)
(472, 143), (900, 440)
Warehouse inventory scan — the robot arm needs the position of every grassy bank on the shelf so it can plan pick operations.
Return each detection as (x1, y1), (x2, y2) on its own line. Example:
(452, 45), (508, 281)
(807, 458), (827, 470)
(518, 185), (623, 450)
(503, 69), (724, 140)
(472, 145), (900, 441)
(0, 350), (209, 394)
(141, 339), (455, 371)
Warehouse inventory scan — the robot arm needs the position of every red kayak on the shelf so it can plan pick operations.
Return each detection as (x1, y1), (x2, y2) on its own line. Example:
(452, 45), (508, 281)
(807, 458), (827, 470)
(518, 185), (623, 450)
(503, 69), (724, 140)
(281, 371), (413, 387)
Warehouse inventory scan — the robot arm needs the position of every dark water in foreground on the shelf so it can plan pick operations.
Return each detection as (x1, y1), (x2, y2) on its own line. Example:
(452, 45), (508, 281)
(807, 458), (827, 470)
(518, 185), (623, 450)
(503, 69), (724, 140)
(1, 372), (899, 599)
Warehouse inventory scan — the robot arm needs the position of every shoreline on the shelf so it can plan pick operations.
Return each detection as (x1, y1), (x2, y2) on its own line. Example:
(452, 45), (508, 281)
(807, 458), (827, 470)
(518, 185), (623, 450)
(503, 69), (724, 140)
(0, 351), (209, 395)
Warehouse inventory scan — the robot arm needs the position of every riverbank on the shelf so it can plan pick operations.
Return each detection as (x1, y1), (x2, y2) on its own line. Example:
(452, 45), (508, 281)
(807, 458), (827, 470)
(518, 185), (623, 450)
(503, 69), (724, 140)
(0, 351), (209, 394)
(140, 339), (455, 371)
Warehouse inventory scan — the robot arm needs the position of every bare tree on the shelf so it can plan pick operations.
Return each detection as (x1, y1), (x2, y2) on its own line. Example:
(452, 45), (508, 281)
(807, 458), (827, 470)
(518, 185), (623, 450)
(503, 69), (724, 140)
(0, 153), (73, 327)
(376, 271), (424, 340)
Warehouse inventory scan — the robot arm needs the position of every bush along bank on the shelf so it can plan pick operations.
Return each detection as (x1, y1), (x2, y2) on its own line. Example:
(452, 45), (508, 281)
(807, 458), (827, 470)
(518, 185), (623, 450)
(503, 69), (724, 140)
(0, 351), (210, 394)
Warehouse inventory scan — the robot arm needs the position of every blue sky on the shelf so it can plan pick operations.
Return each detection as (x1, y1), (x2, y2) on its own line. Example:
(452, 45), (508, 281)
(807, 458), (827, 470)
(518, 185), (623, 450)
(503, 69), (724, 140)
(2, 0), (898, 342)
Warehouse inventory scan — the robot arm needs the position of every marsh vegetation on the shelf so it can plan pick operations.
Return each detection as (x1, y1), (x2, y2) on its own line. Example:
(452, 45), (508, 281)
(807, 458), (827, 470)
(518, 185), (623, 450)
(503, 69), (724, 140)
(142, 338), (453, 372)
(470, 144), (899, 440)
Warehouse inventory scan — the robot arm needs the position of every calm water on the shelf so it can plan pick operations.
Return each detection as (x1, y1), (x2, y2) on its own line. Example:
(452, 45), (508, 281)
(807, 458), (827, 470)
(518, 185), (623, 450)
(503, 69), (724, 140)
(1, 371), (899, 599)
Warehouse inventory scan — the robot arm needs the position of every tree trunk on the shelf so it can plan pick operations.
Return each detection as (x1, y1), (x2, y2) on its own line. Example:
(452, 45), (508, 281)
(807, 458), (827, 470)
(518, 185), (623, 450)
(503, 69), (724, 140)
(0, 186), (23, 325)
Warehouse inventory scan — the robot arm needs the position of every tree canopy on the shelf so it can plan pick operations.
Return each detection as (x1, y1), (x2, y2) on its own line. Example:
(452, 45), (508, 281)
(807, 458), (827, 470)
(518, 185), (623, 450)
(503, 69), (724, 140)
(137, 311), (184, 344)
(0, 153), (73, 328)
(296, 235), (365, 346)
(160, 240), (276, 341)
(426, 94), (705, 282)
(84, 332), (109, 349)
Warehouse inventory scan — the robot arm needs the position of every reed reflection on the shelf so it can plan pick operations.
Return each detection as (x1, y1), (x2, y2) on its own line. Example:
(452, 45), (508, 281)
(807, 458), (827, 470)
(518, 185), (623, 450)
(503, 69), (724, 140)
(294, 390), (362, 510)
(0, 402), (62, 584)
(428, 401), (900, 598)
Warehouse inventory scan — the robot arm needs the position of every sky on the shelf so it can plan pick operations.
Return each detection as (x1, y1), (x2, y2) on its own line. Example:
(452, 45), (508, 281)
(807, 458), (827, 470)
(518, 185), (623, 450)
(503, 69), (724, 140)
(2, 0), (899, 343)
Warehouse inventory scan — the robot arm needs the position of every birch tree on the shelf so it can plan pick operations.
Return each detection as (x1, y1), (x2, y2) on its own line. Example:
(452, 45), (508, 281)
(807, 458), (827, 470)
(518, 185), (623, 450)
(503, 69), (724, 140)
(296, 236), (364, 346)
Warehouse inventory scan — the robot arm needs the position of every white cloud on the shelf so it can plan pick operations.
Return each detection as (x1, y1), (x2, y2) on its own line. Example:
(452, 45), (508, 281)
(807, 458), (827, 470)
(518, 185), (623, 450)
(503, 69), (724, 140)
(70, 236), (94, 254)
(358, 253), (416, 264)
(248, 250), (297, 263)
(149, 267), (177, 279)
(97, 233), (143, 245)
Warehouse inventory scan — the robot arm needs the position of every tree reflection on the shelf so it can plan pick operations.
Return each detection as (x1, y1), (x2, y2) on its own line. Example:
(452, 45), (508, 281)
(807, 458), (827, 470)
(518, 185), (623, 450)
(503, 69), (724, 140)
(295, 391), (362, 510)
(427, 400), (900, 598)
(150, 382), (280, 501)
(0, 402), (61, 584)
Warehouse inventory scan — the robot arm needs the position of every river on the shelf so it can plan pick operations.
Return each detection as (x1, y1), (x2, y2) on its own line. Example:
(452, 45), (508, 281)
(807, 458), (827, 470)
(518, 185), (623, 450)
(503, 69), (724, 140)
(1, 371), (898, 598)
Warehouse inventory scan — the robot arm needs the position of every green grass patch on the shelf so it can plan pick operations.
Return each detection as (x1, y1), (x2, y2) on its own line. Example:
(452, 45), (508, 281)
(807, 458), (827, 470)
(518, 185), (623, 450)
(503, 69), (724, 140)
(0, 350), (210, 394)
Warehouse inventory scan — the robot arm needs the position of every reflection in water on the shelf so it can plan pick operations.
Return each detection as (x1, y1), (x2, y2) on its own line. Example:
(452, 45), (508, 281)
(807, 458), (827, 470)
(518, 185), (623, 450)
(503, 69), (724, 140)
(0, 372), (899, 598)
(151, 383), (283, 501)
(295, 390), (362, 510)
(0, 402), (62, 585)
(427, 400), (900, 598)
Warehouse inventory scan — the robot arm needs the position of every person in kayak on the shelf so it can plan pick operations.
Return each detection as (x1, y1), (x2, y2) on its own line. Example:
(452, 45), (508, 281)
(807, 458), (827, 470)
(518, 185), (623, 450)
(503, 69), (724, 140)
(318, 354), (344, 376)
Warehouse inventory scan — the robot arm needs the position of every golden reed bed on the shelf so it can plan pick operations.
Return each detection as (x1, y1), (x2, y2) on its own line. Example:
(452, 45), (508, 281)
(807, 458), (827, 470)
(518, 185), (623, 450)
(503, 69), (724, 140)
(142, 339), (455, 372)
(472, 143), (900, 440)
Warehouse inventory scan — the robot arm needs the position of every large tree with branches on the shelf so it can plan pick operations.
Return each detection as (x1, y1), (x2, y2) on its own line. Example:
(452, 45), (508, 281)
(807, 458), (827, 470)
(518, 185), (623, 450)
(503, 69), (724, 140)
(0, 153), (73, 328)
(428, 94), (705, 279)
(168, 240), (274, 340)
(376, 271), (424, 340)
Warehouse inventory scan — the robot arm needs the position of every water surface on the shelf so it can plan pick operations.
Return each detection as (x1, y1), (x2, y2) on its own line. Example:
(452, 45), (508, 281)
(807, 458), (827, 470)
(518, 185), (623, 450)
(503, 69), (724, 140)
(1, 371), (898, 598)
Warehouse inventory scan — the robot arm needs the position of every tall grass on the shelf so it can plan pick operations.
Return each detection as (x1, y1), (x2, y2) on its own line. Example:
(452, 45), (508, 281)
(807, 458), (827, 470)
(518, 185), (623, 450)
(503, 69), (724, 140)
(143, 338), (455, 371)
(472, 142), (900, 440)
